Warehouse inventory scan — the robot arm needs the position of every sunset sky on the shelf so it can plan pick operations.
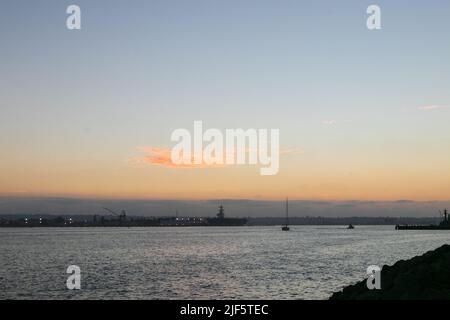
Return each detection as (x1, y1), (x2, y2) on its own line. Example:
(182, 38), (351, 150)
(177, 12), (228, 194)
(1, 0), (450, 204)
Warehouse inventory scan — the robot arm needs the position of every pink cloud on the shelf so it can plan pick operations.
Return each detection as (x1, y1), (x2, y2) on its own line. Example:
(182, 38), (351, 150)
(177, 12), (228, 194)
(131, 147), (225, 169)
(131, 146), (303, 169)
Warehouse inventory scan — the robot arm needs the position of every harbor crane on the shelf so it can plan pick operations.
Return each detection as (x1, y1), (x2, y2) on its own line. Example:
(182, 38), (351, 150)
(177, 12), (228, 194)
(102, 207), (127, 222)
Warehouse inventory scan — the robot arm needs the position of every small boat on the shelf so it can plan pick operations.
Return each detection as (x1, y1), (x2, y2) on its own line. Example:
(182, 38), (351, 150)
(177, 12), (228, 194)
(282, 198), (290, 231)
(347, 224), (354, 229)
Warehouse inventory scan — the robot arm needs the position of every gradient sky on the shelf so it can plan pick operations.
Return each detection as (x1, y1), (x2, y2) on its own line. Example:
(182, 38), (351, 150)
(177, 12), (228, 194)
(1, 0), (450, 202)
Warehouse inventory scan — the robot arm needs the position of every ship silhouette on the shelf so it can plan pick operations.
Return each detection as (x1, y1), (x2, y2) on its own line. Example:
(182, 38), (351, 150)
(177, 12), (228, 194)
(396, 209), (450, 230)
(206, 205), (248, 226)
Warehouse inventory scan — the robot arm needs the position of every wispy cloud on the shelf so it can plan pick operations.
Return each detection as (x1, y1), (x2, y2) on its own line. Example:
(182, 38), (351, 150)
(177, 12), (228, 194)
(131, 147), (216, 168)
(417, 105), (449, 111)
(280, 148), (304, 155)
(322, 120), (338, 125)
(130, 146), (303, 169)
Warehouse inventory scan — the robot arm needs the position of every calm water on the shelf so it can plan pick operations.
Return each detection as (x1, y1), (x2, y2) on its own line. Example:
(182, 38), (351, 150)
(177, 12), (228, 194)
(1, 226), (449, 300)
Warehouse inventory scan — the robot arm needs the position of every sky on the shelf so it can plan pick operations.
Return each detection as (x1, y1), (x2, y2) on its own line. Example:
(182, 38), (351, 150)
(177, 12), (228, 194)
(1, 1), (450, 215)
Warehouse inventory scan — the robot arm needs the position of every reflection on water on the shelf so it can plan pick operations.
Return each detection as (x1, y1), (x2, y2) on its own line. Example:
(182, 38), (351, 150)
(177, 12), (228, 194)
(0, 226), (449, 299)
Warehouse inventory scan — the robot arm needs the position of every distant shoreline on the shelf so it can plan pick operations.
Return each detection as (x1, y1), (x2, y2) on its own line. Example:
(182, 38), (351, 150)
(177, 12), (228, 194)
(0, 215), (443, 228)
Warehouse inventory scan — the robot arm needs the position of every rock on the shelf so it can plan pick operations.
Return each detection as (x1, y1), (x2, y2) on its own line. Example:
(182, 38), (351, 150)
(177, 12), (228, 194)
(330, 244), (450, 300)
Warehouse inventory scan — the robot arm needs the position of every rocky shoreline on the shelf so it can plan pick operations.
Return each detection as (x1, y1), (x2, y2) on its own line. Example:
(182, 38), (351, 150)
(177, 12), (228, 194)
(330, 244), (450, 300)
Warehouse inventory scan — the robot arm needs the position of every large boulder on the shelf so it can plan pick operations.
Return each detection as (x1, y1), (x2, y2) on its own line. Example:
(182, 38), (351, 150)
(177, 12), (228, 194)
(330, 244), (450, 300)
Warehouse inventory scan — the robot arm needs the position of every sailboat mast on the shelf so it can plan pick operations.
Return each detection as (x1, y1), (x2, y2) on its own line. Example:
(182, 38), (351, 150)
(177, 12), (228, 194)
(281, 197), (291, 231)
(285, 198), (289, 226)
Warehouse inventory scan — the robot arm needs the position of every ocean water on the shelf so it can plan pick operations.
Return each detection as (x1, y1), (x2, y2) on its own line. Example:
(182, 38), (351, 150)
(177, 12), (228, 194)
(0, 226), (449, 300)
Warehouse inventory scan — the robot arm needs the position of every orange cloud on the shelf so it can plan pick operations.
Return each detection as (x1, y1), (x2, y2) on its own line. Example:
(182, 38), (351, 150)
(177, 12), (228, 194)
(131, 146), (302, 169)
(131, 147), (225, 169)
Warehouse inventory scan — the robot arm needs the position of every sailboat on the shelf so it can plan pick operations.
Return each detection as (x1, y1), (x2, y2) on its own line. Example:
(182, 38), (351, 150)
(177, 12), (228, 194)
(282, 198), (290, 231)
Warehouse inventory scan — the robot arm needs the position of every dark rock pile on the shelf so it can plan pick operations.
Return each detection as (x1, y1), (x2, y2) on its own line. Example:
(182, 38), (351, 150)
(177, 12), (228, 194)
(330, 244), (450, 300)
